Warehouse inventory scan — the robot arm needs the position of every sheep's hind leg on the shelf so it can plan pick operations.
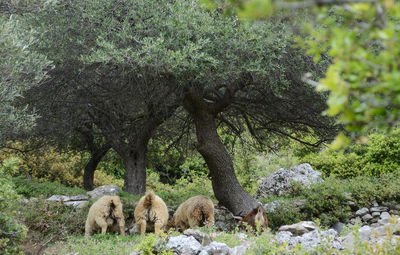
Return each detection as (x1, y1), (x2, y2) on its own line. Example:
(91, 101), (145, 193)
(137, 219), (147, 235)
(95, 217), (108, 234)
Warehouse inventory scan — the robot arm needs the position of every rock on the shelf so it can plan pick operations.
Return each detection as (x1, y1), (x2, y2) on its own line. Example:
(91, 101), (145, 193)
(332, 222), (345, 234)
(275, 231), (296, 246)
(263, 200), (284, 213)
(362, 214), (373, 222)
(255, 163), (322, 198)
(358, 225), (372, 241)
(166, 235), (202, 255)
(129, 251), (138, 255)
(355, 208), (369, 217)
(230, 245), (248, 255)
(278, 221), (317, 236)
(389, 210), (400, 215)
(183, 229), (212, 246)
(214, 206), (236, 232)
(380, 212), (390, 219)
(47, 194), (89, 208)
(372, 212), (381, 217)
(200, 242), (231, 255)
(372, 201), (379, 207)
(129, 225), (139, 235)
(370, 206), (388, 213)
(86, 185), (121, 198)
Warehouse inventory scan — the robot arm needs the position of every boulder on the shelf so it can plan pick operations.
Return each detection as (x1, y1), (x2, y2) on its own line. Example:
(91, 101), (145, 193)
(183, 229), (212, 246)
(166, 235), (202, 255)
(214, 205), (237, 232)
(47, 194), (88, 208)
(86, 185), (121, 198)
(355, 208), (369, 217)
(278, 221), (317, 236)
(256, 163), (322, 198)
(200, 242), (231, 255)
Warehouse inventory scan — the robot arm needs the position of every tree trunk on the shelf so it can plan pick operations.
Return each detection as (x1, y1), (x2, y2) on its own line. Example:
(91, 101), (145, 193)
(83, 145), (110, 191)
(190, 107), (258, 216)
(118, 144), (148, 194)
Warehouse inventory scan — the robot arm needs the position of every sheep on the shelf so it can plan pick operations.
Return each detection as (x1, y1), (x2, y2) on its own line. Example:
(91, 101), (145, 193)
(134, 190), (169, 235)
(85, 195), (126, 236)
(166, 195), (214, 232)
(233, 205), (268, 231)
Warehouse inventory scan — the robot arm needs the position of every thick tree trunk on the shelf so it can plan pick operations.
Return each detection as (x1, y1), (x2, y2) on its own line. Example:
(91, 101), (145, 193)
(83, 145), (110, 191)
(121, 148), (147, 194)
(190, 107), (258, 216)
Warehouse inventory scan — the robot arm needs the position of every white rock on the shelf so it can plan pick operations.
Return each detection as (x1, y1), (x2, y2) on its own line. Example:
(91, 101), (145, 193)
(355, 208), (369, 217)
(256, 163), (322, 197)
(278, 221), (317, 236)
(166, 235), (202, 255)
(201, 241), (231, 255)
(380, 212), (390, 219)
(86, 185), (121, 198)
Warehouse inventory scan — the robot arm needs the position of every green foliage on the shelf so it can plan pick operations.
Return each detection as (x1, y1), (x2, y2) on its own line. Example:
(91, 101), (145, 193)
(12, 176), (86, 198)
(205, 0), (400, 145)
(0, 14), (52, 142)
(0, 158), (28, 255)
(21, 198), (88, 249)
(43, 235), (143, 255)
(300, 178), (351, 226)
(302, 129), (400, 177)
(146, 170), (214, 207)
(134, 234), (173, 255)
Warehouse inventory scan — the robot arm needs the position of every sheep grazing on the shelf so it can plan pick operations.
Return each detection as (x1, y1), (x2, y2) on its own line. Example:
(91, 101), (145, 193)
(234, 205), (268, 231)
(166, 195), (214, 231)
(85, 195), (126, 236)
(134, 190), (169, 235)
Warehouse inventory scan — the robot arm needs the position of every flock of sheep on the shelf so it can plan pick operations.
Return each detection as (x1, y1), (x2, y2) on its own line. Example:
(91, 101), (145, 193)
(84, 191), (269, 236)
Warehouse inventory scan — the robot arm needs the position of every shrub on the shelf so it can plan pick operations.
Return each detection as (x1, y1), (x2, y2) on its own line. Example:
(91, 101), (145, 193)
(146, 170), (215, 207)
(0, 158), (28, 255)
(301, 128), (400, 178)
(12, 176), (86, 198)
(21, 198), (89, 254)
(0, 141), (84, 187)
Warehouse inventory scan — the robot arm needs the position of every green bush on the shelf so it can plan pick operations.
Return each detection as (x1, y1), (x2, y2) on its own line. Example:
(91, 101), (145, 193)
(12, 176), (86, 198)
(21, 198), (89, 253)
(301, 128), (400, 178)
(0, 158), (28, 255)
(146, 170), (215, 207)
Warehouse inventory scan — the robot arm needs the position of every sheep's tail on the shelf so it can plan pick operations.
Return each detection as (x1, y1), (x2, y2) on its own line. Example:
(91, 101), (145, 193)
(143, 190), (155, 207)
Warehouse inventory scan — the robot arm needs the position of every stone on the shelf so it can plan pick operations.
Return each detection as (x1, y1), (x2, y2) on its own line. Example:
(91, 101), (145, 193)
(230, 245), (248, 255)
(278, 221), (317, 236)
(372, 201), (379, 207)
(184, 229), (212, 246)
(358, 225), (372, 241)
(86, 185), (121, 198)
(389, 210), (400, 215)
(47, 194), (89, 208)
(355, 208), (369, 217)
(129, 225), (139, 235)
(214, 206), (236, 232)
(362, 214), (373, 222)
(263, 200), (284, 213)
(255, 163), (322, 198)
(166, 235), (202, 255)
(372, 212), (381, 217)
(378, 218), (390, 225)
(332, 222), (345, 234)
(370, 206), (388, 213)
(201, 242), (231, 255)
(380, 212), (390, 219)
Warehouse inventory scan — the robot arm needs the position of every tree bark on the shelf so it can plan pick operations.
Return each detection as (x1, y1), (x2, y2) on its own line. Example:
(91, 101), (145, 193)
(184, 93), (258, 216)
(83, 145), (110, 190)
(120, 148), (147, 194)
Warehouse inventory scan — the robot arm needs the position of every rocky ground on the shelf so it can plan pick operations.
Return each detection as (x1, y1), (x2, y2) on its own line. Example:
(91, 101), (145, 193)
(32, 164), (400, 254)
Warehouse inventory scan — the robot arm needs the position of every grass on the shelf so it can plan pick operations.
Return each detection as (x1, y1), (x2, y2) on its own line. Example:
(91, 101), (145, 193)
(44, 235), (145, 255)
